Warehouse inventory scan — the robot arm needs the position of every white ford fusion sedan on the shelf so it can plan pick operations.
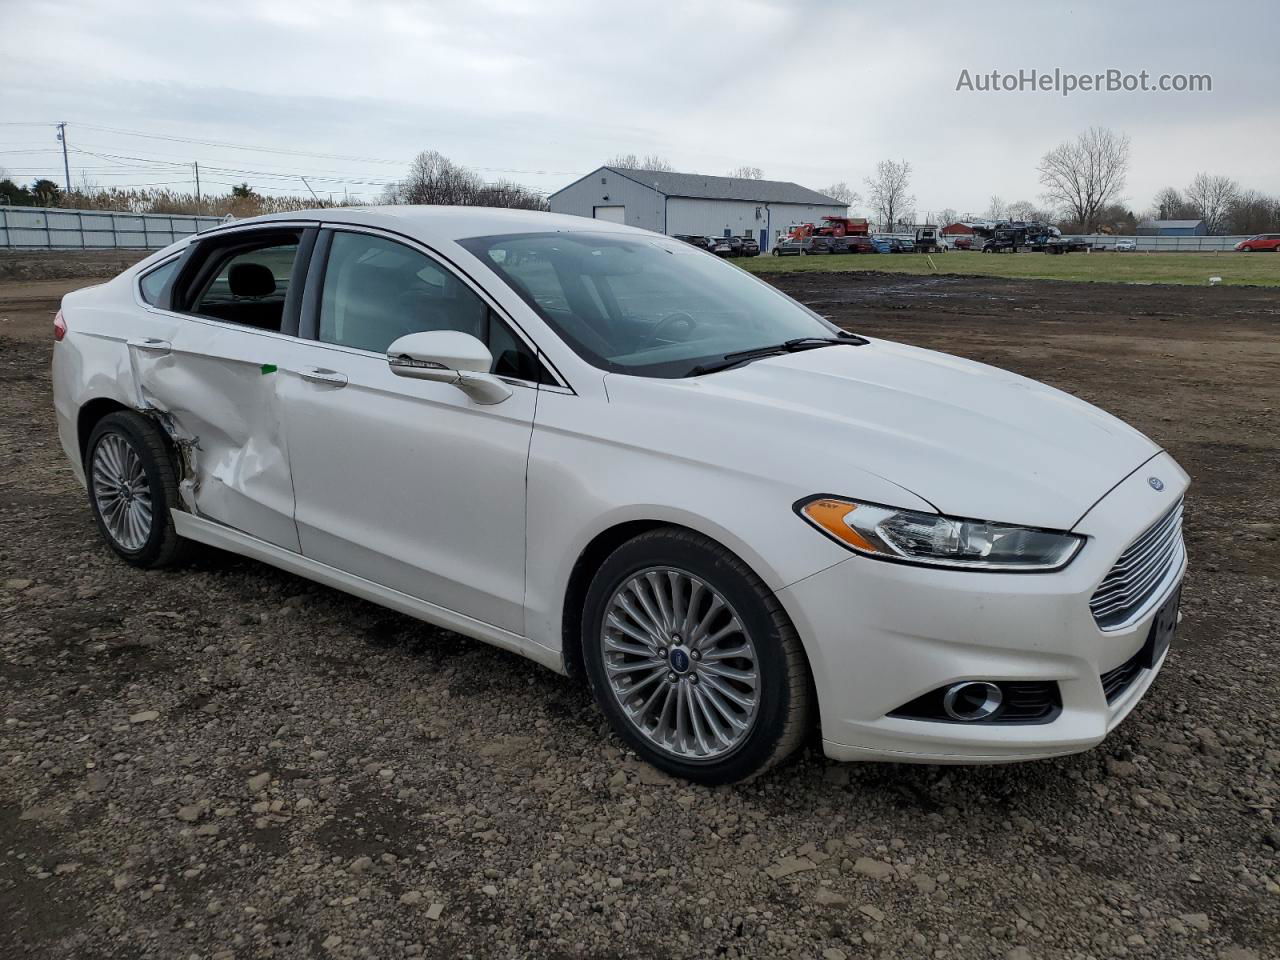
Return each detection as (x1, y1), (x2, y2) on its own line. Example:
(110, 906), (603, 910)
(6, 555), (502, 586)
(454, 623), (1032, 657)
(51, 207), (1187, 784)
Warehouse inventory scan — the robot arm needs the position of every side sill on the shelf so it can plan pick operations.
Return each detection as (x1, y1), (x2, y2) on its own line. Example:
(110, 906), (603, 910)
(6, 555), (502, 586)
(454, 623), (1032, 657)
(171, 510), (566, 675)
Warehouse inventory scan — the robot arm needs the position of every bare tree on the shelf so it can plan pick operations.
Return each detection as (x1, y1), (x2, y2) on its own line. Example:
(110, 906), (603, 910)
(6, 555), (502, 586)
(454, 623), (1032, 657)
(819, 181), (859, 207)
(936, 207), (959, 226)
(985, 196), (1007, 220)
(1228, 189), (1280, 235)
(606, 153), (674, 172)
(1184, 172), (1238, 234)
(382, 150), (546, 210)
(864, 160), (914, 230)
(1037, 126), (1130, 232)
(727, 165), (764, 180)
(1151, 186), (1192, 221)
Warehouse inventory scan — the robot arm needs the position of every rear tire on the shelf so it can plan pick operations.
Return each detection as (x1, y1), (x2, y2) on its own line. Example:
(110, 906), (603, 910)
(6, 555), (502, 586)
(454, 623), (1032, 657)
(86, 411), (191, 569)
(581, 528), (812, 785)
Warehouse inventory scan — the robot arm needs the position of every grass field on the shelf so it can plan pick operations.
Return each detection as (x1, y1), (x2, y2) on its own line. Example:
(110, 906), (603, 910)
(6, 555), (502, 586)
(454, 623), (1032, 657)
(739, 249), (1280, 286)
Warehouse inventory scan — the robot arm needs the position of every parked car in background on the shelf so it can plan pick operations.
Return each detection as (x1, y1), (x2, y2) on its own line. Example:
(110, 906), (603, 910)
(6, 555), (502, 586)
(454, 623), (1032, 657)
(1114, 239), (1136, 252)
(831, 236), (876, 254)
(869, 237), (894, 254)
(52, 206), (1189, 784)
(675, 235), (708, 249)
(1235, 234), (1280, 252)
(707, 237), (734, 257)
(807, 236), (835, 255)
(949, 236), (973, 250)
(739, 237), (760, 257)
(725, 237), (744, 258)
(771, 236), (812, 256)
(898, 238), (916, 253)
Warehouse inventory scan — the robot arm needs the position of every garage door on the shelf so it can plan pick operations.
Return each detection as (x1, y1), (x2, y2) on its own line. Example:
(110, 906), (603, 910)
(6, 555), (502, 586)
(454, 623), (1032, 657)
(593, 205), (625, 223)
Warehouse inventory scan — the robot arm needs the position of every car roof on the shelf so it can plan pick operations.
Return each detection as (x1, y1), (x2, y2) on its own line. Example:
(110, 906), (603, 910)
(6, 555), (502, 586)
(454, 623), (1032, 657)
(200, 205), (648, 244)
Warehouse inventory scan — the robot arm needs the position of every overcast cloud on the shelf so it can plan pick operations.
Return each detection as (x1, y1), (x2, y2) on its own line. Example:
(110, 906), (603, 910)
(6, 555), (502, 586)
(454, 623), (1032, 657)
(2, 0), (1277, 216)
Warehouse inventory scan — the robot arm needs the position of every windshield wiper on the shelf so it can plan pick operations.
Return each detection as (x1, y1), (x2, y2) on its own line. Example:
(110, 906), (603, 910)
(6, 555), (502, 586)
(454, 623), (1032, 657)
(687, 334), (866, 377)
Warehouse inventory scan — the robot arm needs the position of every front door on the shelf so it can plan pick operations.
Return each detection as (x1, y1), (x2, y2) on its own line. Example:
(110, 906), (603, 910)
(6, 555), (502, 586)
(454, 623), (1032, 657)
(279, 228), (544, 634)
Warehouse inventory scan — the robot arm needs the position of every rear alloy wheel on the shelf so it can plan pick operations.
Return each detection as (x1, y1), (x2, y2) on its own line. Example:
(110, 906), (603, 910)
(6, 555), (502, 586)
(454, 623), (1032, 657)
(582, 529), (811, 784)
(86, 411), (190, 568)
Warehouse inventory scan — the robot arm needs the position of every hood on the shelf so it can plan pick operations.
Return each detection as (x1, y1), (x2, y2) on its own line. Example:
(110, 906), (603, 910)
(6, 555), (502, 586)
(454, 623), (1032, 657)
(609, 339), (1160, 531)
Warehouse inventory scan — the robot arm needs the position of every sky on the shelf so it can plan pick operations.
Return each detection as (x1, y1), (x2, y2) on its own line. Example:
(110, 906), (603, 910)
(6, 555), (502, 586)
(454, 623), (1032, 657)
(2, 0), (1277, 218)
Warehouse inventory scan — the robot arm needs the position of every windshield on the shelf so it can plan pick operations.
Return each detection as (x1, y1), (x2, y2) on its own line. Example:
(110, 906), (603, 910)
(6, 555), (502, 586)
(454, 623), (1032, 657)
(459, 231), (843, 378)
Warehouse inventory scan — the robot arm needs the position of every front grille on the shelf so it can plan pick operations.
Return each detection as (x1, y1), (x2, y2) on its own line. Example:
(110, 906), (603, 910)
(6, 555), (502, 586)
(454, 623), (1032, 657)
(1090, 498), (1184, 630)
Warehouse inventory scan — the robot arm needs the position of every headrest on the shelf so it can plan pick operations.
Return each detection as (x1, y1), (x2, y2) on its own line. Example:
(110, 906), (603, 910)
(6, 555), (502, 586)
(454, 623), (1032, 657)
(228, 262), (276, 298)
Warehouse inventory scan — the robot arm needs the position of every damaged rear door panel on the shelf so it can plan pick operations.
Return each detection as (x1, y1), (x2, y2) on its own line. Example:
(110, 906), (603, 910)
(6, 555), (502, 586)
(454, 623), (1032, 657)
(128, 323), (306, 552)
(127, 223), (318, 552)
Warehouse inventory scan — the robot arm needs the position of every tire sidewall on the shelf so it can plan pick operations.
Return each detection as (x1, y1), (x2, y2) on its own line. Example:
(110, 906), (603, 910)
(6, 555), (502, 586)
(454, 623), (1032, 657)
(86, 413), (175, 567)
(581, 531), (798, 785)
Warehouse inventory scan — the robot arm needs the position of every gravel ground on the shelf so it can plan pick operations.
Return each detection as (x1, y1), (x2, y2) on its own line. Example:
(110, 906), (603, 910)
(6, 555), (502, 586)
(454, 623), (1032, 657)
(1, 269), (1277, 960)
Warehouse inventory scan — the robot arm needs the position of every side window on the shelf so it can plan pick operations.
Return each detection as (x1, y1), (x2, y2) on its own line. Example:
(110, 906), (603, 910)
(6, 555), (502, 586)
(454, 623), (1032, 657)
(187, 237), (301, 332)
(319, 232), (544, 381)
(139, 258), (179, 306)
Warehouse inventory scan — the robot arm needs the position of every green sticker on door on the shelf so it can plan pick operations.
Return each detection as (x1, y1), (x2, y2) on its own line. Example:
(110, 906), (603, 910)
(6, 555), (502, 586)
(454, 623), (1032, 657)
(260, 363), (277, 375)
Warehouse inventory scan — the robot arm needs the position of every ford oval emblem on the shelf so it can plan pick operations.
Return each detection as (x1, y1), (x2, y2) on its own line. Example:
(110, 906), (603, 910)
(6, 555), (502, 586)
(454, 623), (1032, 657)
(1148, 476), (1165, 492)
(668, 648), (690, 674)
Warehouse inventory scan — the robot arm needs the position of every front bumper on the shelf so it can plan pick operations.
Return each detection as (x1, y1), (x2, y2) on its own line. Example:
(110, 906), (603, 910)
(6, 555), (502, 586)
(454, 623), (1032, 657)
(776, 451), (1189, 764)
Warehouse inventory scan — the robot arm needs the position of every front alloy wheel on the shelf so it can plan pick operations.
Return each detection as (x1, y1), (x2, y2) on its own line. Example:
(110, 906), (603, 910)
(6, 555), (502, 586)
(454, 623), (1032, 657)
(582, 528), (811, 784)
(600, 567), (760, 761)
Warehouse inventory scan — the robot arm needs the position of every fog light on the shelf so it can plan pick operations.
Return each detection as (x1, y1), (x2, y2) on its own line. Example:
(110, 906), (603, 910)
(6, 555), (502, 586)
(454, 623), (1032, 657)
(942, 681), (1004, 721)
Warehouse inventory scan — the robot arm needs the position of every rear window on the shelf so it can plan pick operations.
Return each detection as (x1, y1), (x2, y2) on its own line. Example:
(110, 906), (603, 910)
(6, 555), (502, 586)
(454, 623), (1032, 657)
(139, 258), (179, 306)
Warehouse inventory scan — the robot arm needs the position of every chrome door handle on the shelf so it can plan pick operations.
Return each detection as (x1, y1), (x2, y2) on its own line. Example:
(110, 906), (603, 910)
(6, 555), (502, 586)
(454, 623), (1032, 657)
(127, 337), (171, 355)
(298, 366), (348, 387)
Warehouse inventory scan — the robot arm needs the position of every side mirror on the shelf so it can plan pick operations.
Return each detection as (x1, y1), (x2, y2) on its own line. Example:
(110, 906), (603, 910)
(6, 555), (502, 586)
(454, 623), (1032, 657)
(386, 330), (512, 405)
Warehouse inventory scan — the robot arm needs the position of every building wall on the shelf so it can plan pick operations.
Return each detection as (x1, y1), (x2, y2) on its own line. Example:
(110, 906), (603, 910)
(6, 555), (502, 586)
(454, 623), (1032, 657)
(547, 170), (665, 232)
(667, 199), (846, 250)
(548, 170), (846, 251)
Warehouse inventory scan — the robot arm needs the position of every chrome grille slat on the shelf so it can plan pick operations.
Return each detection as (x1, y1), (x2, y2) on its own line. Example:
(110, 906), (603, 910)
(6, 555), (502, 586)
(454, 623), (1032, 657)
(1107, 515), (1181, 578)
(1091, 523), (1183, 607)
(1090, 498), (1184, 630)
(1105, 504), (1182, 576)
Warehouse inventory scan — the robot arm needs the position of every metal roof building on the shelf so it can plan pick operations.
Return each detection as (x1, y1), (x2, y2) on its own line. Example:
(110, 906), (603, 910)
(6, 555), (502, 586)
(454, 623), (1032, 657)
(548, 166), (847, 252)
(1137, 218), (1207, 236)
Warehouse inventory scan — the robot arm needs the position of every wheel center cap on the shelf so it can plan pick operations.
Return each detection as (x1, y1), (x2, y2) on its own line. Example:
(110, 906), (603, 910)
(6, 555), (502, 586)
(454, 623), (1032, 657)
(668, 646), (691, 674)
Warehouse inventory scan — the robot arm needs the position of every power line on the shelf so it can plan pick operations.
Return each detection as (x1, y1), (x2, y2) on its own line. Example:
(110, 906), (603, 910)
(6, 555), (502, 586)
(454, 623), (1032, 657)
(9, 121), (581, 176)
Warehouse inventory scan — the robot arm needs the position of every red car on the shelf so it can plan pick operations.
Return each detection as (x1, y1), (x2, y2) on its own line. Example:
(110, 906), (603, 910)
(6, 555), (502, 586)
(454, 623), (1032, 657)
(1235, 233), (1280, 252)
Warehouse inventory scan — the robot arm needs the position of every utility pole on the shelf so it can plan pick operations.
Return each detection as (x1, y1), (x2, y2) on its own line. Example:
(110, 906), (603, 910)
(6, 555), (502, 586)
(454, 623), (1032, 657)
(299, 176), (319, 202)
(56, 122), (71, 192)
(193, 161), (202, 206)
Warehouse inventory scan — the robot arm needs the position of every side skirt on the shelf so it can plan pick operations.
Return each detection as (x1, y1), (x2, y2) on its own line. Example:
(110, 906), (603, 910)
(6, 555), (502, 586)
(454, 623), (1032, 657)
(171, 510), (565, 674)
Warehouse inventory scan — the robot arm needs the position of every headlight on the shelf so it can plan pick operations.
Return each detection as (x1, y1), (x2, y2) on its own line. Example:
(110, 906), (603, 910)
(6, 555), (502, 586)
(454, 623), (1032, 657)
(797, 496), (1084, 571)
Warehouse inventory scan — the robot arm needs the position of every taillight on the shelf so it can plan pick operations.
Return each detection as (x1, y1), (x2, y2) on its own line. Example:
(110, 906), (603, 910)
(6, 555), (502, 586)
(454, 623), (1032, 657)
(53, 310), (67, 342)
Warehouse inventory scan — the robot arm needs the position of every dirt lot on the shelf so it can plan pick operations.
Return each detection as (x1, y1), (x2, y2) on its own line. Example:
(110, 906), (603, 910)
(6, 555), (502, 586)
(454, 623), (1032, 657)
(2, 265), (1277, 960)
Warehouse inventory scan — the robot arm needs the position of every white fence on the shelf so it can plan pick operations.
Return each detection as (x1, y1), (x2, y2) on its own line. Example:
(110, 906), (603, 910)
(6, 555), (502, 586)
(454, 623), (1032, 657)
(887, 232), (1247, 251)
(1063, 234), (1248, 252)
(0, 205), (224, 250)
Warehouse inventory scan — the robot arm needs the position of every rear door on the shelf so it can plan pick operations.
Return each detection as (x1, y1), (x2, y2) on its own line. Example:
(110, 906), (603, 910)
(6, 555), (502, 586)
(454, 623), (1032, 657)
(129, 225), (317, 551)
(278, 226), (549, 633)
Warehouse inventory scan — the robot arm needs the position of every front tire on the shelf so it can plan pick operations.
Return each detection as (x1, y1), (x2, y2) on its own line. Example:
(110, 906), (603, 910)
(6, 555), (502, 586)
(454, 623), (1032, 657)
(86, 411), (191, 568)
(582, 528), (812, 785)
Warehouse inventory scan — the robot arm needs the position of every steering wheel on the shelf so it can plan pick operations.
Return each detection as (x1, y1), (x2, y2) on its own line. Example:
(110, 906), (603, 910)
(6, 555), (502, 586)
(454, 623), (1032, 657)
(651, 310), (698, 341)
